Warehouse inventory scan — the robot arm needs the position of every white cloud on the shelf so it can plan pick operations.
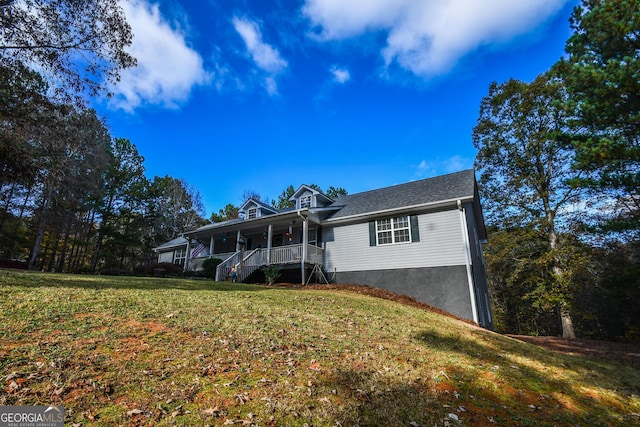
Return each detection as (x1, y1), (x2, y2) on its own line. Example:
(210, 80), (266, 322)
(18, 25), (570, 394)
(108, 0), (208, 112)
(303, 0), (569, 78)
(233, 16), (288, 95)
(330, 66), (351, 83)
(415, 155), (472, 177)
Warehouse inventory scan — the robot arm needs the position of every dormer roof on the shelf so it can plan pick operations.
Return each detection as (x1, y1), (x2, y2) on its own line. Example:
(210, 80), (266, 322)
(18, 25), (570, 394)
(239, 198), (279, 215)
(289, 185), (333, 207)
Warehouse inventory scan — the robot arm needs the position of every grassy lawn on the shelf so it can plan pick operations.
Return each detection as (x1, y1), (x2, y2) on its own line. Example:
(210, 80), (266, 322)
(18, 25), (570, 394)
(1, 269), (639, 426)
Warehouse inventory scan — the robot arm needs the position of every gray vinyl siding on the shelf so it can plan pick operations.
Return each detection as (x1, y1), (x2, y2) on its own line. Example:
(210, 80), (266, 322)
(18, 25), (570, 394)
(324, 210), (466, 272)
(158, 252), (174, 263)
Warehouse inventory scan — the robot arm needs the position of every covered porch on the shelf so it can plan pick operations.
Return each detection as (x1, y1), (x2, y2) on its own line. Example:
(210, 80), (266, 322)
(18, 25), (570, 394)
(184, 209), (324, 284)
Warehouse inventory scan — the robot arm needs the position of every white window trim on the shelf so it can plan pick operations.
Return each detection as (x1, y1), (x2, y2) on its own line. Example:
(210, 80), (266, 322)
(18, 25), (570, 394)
(308, 228), (317, 246)
(247, 207), (257, 219)
(174, 248), (186, 265)
(376, 215), (412, 245)
(299, 195), (312, 209)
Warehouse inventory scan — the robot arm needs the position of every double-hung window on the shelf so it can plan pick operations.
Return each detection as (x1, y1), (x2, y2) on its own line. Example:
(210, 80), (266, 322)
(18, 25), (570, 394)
(174, 248), (186, 265)
(370, 215), (419, 246)
(247, 208), (257, 219)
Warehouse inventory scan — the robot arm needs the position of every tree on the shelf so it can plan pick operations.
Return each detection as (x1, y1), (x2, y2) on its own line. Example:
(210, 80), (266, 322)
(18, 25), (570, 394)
(27, 107), (111, 270)
(273, 185), (295, 209)
(324, 186), (348, 200)
(91, 138), (147, 272)
(0, 61), (50, 188)
(0, 0), (136, 100)
(211, 204), (239, 223)
(148, 176), (206, 245)
(0, 61), (50, 256)
(271, 184), (348, 209)
(242, 190), (262, 202)
(483, 227), (561, 335)
(473, 72), (584, 338)
(556, 0), (640, 236)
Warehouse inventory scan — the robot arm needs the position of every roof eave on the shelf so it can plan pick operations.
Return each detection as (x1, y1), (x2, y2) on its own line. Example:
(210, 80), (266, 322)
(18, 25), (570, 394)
(322, 196), (474, 224)
(184, 209), (311, 237)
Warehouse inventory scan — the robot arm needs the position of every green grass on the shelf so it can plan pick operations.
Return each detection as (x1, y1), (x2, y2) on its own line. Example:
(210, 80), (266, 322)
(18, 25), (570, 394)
(1, 269), (639, 426)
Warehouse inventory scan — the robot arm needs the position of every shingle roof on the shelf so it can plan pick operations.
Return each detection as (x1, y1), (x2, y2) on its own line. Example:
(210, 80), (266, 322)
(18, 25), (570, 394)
(153, 236), (188, 251)
(327, 169), (476, 220)
(242, 197), (278, 213)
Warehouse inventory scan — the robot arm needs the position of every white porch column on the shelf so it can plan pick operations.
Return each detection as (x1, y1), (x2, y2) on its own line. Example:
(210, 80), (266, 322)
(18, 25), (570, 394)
(266, 224), (273, 265)
(301, 217), (308, 284)
(209, 235), (214, 257)
(183, 238), (191, 272)
(236, 230), (242, 252)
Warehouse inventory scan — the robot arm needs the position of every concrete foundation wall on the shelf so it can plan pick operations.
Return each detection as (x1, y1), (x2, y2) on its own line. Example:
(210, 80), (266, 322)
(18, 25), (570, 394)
(334, 265), (474, 321)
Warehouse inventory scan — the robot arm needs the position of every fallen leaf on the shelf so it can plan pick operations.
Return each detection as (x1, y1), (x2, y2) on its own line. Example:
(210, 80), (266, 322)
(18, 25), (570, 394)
(127, 409), (144, 417)
(202, 406), (220, 417)
(4, 372), (24, 381)
(309, 362), (322, 371)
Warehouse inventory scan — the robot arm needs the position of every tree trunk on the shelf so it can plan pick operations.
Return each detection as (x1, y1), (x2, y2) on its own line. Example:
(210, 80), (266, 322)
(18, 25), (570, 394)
(75, 209), (95, 271)
(47, 232), (60, 272)
(560, 304), (576, 339)
(547, 213), (577, 339)
(18, 183), (33, 220)
(28, 185), (53, 270)
(92, 197), (113, 273)
(57, 216), (73, 272)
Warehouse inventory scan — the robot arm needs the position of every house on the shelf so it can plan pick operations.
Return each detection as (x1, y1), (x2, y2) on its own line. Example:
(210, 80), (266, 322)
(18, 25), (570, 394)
(153, 169), (493, 329)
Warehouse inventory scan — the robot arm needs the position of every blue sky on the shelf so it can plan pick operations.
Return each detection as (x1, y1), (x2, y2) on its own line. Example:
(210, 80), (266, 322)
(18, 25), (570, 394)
(95, 0), (578, 216)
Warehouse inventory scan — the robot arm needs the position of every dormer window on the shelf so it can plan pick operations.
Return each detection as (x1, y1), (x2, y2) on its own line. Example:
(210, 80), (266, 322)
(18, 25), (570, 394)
(300, 195), (311, 209)
(247, 208), (257, 219)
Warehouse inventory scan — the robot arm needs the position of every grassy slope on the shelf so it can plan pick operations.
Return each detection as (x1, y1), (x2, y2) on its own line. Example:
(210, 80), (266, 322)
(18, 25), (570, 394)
(0, 270), (638, 426)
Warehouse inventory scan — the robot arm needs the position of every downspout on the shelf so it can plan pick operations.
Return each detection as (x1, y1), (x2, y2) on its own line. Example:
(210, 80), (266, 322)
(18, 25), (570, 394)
(458, 200), (479, 324)
(297, 210), (308, 284)
(266, 224), (273, 265)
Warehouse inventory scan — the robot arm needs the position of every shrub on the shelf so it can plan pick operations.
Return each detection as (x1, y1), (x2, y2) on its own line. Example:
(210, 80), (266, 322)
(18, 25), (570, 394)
(261, 264), (281, 285)
(202, 258), (222, 279)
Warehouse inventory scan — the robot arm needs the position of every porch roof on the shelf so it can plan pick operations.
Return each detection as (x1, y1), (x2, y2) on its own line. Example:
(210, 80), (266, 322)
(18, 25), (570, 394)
(183, 209), (318, 239)
(152, 236), (188, 252)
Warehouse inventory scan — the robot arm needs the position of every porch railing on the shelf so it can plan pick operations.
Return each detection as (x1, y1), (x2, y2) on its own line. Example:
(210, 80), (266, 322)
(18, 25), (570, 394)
(269, 244), (324, 264)
(215, 251), (242, 281)
(214, 244), (324, 282)
(237, 248), (266, 282)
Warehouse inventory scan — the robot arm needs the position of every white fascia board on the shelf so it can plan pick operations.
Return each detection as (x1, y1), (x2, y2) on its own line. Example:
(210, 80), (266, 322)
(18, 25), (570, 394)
(152, 242), (187, 252)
